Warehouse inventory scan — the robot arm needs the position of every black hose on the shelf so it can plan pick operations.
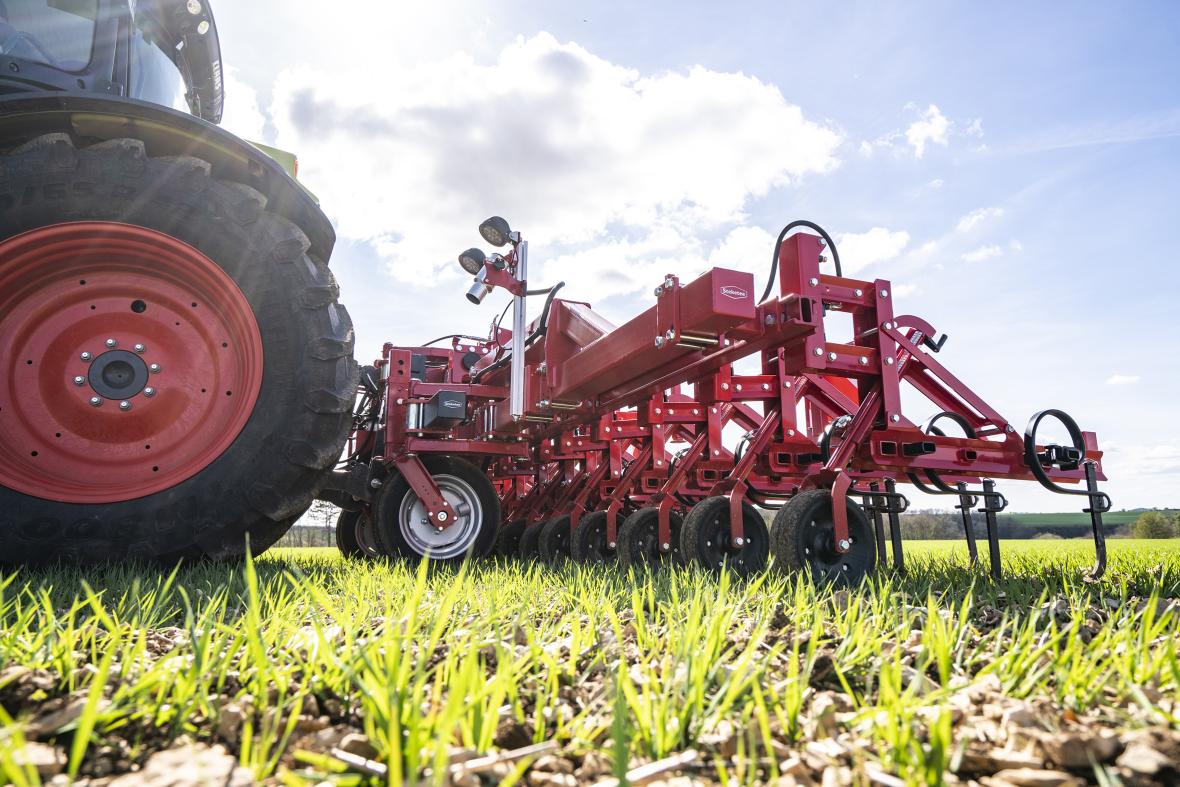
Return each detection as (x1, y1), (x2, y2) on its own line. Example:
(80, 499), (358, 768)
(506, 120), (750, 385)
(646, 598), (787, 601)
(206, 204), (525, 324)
(759, 220), (842, 304)
(420, 333), (490, 347)
(472, 282), (565, 383)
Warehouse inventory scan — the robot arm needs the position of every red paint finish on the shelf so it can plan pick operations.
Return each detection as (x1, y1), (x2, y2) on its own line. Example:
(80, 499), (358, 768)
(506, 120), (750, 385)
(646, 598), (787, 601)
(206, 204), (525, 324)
(0, 222), (263, 504)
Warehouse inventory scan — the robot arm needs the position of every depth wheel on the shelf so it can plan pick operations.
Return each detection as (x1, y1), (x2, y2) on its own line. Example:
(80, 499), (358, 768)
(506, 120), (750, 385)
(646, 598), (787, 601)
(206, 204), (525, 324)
(335, 508), (382, 559)
(617, 507), (684, 570)
(681, 496), (769, 577)
(771, 489), (876, 585)
(569, 511), (615, 564)
(538, 515), (573, 564)
(495, 520), (526, 558)
(518, 522), (544, 560)
(0, 135), (356, 564)
(374, 456), (499, 563)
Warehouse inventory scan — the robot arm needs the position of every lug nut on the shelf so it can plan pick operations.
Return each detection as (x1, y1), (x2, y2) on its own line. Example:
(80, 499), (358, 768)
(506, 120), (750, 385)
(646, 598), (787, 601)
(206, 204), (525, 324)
(119, 400), (132, 411)
(80, 351), (92, 361)
(143, 387), (156, 397)
(105, 338), (117, 348)
(149, 363), (161, 373)
(73, 376), (85, 386)
(134, 343), (146, 353)
(89, 396), (102, 407)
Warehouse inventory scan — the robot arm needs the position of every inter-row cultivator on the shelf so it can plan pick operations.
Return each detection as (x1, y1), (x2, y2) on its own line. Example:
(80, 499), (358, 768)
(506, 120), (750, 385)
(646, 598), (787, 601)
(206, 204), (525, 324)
(326, 217), (1111, 584)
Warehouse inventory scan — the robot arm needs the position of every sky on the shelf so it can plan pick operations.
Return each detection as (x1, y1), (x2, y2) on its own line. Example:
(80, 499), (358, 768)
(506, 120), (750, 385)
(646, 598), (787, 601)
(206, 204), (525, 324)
(211, 1), (1180, 513)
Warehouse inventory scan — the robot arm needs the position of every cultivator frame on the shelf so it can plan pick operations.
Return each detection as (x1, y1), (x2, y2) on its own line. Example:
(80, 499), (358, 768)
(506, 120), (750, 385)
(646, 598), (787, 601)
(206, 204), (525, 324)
(327, 218), (1110, 582)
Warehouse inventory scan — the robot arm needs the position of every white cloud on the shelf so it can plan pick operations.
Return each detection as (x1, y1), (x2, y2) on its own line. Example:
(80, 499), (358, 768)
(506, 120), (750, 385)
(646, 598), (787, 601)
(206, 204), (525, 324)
(928, 178), (944, 189)
(962, 244), (1003, 262)
(836, 227), (910, 274)
(1008, 239), (1023, 253)
(268, 33), (843, 295)
(1105, 375), (1140, 385)
(906, 104), (949, 158)
(956, 206), (1005, 232)
(219, 67), (267, 142)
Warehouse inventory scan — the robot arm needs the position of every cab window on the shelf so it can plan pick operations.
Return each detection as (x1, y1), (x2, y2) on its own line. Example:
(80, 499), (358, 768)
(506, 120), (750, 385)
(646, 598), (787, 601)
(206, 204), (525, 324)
(0, 0), (98, 72)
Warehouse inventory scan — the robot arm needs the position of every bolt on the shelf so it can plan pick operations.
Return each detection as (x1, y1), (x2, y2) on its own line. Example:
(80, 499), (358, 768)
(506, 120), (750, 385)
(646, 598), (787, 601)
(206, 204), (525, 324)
(735, 384), (743, 391)
(89, 396), (102, 407)
(854, 288), (863, 297)
(882, 321), (893, 330)
(436, 526), (444, 533)
(664, 275), (675, 290)
(143, 387), (156, 397)
(827, 351), (837, 361)
(73, 376), (85, 386)
(787, 429), (796, 437)
(149, 363), (161, 374)
(818, 254), (828, 263)
(654, 285), (663, 297)
(858, 356), (868, 366)
(813, 347), (823, 356)
(734, 537), (745, 547)
(764, 314), (776, 325)
(885, 357), (895, 365)
(654, 407), (662, 414)
(817, 238), (827, 248)
(134, 343), (146, 353)
(80, 351), (92, 361)
(762, 383), (770, 390)
(370, 478), (383, 489)
(713, 449), (720, 456)
(436, 511), (448, 522)
(838, 539), (850, 550)
(664, 329), (675, 341)
(119, 400), (132, 411)
(880, 289), (890, 299)
(661, 542), (670, 551)
(1006, 425), (1015, 433)
(720, 382), (729, 390)
(654, 336), (664, 349)
(536, 363), (546, 374)
(808, 277), (819, 286)
(890, 414), (900, 423)
(609, 542), (617, 549)
(105, 338), (117, 348)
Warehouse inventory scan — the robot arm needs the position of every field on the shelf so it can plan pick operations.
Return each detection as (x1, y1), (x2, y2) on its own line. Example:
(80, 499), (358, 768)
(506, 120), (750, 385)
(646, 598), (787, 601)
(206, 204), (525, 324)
(2, 541), (1179, 786)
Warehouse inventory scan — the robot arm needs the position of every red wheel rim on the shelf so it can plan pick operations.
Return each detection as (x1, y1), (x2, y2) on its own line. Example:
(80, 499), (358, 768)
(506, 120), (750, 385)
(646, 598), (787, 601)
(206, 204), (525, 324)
(0, 222), (265, 503)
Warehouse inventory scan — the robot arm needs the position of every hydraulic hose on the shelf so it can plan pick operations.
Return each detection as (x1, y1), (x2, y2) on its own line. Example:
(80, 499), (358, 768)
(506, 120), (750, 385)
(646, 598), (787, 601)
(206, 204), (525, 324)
(472, 282), (565, 383)
(759, 220), (842, 304)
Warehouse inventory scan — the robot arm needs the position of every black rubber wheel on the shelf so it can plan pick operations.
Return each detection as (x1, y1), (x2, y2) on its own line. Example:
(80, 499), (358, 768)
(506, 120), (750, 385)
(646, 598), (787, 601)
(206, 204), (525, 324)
(617, 507), (684, 570)
(336, 508), (381, 559)
(771, 489), (876, 585)
(335, 509), (363, 558)
(538, 514), (573, 563)
(518, 522), (544, 560)
(681, 496), (769, 577)
(569, 511), (616, 564)
(374, 455), (499, 563)
(0, 135), (356, 564)
(495, 520), (526, 558)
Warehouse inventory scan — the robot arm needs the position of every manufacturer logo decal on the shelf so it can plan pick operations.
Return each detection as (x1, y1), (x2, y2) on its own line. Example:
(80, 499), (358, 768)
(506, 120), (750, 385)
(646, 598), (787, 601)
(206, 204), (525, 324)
(720, 286), (750, 300)
(443, 400), (463, 408)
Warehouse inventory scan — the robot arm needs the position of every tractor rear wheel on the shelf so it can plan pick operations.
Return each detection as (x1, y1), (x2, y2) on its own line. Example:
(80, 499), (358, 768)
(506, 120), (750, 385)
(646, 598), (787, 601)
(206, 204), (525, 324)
(681, 496), (769, 577)
(770, 489), (876, 585)
(0, 134), (356, 564)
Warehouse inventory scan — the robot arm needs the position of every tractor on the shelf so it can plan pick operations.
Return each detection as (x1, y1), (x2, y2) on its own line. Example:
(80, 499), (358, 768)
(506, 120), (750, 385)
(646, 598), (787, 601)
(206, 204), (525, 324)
(0, 0), (357, 563)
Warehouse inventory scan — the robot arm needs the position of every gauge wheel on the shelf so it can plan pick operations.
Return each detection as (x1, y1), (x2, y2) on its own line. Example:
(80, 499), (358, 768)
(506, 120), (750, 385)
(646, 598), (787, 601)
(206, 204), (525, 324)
(617, 507), (684, 570)
(771, 489), (876, 586)
(681, 496), (769, 577)
(569, 511), (616, 564)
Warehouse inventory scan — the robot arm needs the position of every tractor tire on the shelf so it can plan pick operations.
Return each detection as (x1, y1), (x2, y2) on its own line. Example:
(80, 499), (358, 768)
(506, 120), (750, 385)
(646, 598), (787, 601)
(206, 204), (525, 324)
(680, 496), (769, 577)
(0, 134), (357, 564)
(538, 515), (573, 564)
(770, 489), (876, 586)
(374, 455), (499, 563)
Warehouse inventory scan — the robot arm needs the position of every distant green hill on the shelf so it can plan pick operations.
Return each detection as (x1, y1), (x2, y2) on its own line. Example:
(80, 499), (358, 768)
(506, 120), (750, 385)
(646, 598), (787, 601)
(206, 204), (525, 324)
(998, 510), (1177, 531)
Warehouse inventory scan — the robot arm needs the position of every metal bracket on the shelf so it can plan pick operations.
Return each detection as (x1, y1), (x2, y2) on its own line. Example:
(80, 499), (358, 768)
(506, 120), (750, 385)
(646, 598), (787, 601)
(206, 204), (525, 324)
(394, 454), (457, 530)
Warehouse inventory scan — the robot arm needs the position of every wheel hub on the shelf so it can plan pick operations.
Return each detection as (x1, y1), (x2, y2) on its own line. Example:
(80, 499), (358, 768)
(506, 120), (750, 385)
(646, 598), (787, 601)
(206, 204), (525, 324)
(87, 349), (150, 400)
(0, 222), (264, 504)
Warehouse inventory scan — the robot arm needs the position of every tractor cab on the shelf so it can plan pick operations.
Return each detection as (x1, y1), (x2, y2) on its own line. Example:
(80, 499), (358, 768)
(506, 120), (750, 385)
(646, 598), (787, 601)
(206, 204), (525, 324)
(0, 0), (222, 123)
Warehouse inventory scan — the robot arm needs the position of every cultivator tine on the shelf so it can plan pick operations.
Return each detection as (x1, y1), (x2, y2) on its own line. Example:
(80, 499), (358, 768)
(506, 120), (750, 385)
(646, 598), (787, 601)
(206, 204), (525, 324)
(1084, 462), (1109, 582)
(955, 482), (979, 566)
(884, 478), (905, 573)
(867, 482), (888, 565)
(979, 479), (1004, 581)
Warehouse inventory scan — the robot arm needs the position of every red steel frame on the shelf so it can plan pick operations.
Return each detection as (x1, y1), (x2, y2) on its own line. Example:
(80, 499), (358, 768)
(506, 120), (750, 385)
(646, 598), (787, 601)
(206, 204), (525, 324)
(347, 228), (1108, 571)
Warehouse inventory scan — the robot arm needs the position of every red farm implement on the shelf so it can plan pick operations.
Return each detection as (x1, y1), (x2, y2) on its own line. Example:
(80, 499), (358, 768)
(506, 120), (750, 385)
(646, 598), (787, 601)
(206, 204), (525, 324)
(324, 217), (1111, 584)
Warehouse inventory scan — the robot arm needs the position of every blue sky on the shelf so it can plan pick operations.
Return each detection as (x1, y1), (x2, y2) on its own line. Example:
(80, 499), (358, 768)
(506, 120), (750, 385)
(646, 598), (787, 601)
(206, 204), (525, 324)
(213, 1), (1180, 512)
